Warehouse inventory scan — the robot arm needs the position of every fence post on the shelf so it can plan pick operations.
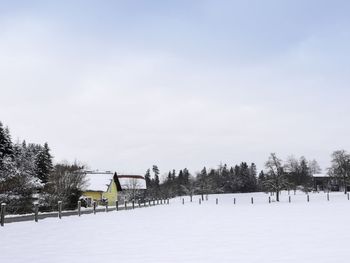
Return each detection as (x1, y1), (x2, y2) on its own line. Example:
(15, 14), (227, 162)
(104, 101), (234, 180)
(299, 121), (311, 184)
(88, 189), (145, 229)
(125, 201), (127, 210)
(116, 200), (119, 211)
(190, 196), (192, 202)
(307, 195), (310, 202)
(234, 198), (236, 205)
(199, 198), (201, 205)
(206, 195), (208, 201)
(348, 193), (349, 200)
(251, 197), (254, 204)
(58, 201), (62, 219)
(77, 201), (81, 217)
(105, 203), (108, 213)
(0, 203), (5, 227)
(269, 196), (271, 203)
(34, 203), (39, 222)
(216, 198), (218, 205)
(138, 200), (141, 208)
(153, 199), (155, 206)
(93, 201), (96, 214)
(182, 198), (184, 205)
(327, 193), (329, 201)
(289, 196), (291, 203)
(132, 200), (135, 209)
(149, 200), (151, 206)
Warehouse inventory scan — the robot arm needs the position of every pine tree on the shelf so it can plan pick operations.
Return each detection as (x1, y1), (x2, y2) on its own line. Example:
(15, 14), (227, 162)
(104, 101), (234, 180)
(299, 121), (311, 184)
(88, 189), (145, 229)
(0, 122), (14, 162)
(183, 168), (190, 186)
(152, 165), (160, 197)
(0, 122), (16, 192)
(145, 169), (151, 188)
(35, 142), (53, 185)
(0, 124), (39, 213)
(299, 157), (312, 192)
(152, 165), (159, 178)
(197, 167), (208, 200)
(177, 170), (184, 195)
(257, 170), (266, 191)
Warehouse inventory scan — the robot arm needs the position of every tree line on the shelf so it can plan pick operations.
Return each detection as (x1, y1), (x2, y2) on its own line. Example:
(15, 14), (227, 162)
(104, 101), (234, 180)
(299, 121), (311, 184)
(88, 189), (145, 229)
(0, 122), (86, 213)
(2, 120), (350, 214)
(144, 152), (350, 202)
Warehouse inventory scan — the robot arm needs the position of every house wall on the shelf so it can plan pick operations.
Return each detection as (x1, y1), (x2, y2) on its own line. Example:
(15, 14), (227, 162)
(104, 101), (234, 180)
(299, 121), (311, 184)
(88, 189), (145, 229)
(102, 181), (118, 206)
(83, 191), (103, 204)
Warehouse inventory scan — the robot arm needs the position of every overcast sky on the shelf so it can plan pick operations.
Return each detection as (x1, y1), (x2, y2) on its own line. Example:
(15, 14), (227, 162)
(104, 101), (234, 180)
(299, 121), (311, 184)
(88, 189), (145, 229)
(1, 0), (350, 177)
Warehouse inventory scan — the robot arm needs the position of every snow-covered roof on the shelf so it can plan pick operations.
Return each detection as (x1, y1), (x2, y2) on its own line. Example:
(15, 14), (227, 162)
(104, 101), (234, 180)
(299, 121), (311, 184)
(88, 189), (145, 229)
(312, 173), (328, 178)
(84, 172), (114, 192)
(118, 175), (147, 190)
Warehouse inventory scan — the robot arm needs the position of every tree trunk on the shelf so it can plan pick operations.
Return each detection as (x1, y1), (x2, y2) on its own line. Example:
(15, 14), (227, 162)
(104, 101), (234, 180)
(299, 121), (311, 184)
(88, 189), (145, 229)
(276, 191), (280, 202)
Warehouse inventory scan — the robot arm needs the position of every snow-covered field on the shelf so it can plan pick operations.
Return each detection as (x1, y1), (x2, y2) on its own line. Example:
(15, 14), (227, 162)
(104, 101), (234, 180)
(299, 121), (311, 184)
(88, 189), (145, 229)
(1, 191), (350, 263)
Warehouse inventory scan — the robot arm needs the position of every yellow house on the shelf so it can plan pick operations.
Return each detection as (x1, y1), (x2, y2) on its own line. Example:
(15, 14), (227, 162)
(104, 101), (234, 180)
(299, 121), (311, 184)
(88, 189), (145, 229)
(82, 171), (122, 206)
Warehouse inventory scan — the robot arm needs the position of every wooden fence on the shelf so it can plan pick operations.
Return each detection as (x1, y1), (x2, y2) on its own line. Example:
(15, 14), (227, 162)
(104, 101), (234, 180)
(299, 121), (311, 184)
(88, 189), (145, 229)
(0, 199), (170, 226)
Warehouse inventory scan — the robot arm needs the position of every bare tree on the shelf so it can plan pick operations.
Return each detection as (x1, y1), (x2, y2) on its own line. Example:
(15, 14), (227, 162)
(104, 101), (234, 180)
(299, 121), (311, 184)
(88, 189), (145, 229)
(180, 177), (197, 202)
(264, 153), (288, 202)
(42, 162), (86, 210)
(309, 159), (322, 175)
(123, 178), (142, 201)
(328, 150), (350, 194)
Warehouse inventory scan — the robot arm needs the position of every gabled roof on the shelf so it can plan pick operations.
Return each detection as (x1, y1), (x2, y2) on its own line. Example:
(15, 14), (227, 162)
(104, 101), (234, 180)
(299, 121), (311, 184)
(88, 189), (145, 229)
(118, 175), (147, 190)
(84, 172), (122, 192)
(312, 173), (329, 178)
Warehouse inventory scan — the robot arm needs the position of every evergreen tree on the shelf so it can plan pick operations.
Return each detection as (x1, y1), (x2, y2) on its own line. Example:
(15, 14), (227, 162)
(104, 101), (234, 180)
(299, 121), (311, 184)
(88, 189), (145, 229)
(35, 142), (53, 185)
(257, 170), (266, 191)
(0, 124), (39, 213)
(152, 165), (160, 197)
(183, 168), (190, 186)
(177, 170), (184, 195)
(197, 167), (208, 200)
(0, 122), (14, 162)
(171, 169), (176, 180)
(145, 169), (151, 188)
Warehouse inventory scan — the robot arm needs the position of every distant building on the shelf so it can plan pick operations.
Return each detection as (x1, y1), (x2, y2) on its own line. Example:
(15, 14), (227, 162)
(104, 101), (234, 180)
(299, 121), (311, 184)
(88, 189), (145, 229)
(117, 175), (147, 202)
(312, 173), (348, 192)
(313, 173), (330, 191)
(82, 171), (122, 206)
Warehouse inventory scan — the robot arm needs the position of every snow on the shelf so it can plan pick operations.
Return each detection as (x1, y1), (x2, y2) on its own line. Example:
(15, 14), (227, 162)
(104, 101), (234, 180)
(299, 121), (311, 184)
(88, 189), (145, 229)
(1, 191), (350, 263)
(118, 175), (147, 190)
(84, 172), (114, 192)
(313, 173), (329, 177)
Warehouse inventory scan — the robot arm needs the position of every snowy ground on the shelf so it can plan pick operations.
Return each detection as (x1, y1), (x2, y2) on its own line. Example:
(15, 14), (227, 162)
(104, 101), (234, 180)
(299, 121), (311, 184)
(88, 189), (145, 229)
(1, 191), (350, 263)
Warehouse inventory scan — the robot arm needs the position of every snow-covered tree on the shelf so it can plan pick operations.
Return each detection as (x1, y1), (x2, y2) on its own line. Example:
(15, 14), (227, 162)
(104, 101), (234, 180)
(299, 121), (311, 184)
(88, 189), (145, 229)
(35, 142), (53, 185)
(0, 124), (41, 213)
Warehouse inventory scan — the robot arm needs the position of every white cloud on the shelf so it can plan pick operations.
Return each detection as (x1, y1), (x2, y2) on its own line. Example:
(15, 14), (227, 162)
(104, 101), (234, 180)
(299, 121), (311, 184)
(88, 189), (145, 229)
(1, 12), (350, 175)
